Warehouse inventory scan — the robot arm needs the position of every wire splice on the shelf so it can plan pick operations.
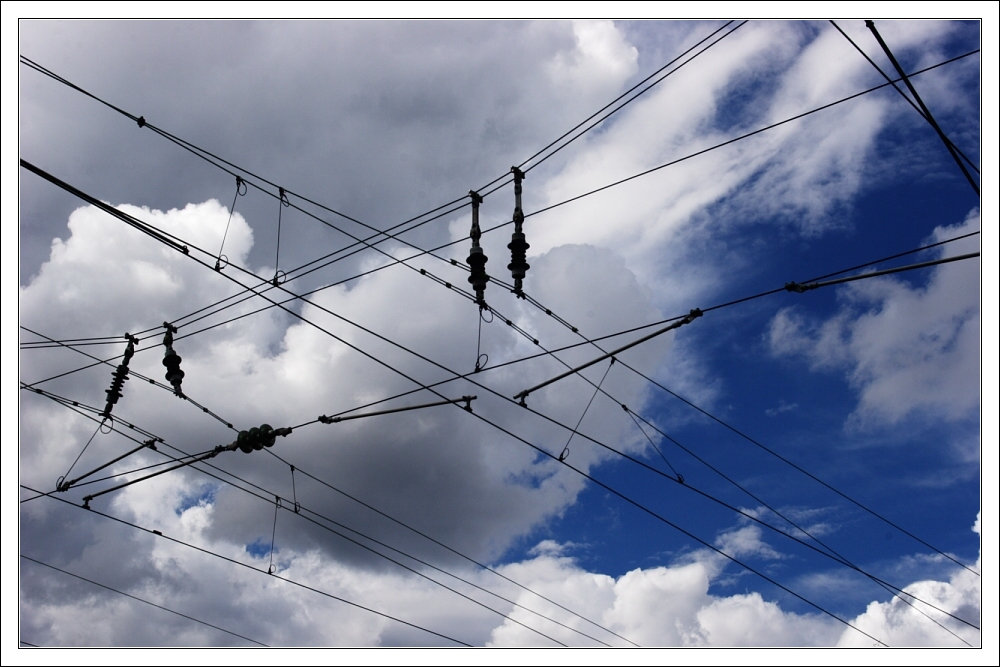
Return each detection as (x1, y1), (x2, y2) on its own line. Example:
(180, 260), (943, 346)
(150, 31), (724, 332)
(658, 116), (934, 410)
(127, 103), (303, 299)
(161, 323), (185, 396)
(507, 167), (530, 296)
(466, 190), (489, 307)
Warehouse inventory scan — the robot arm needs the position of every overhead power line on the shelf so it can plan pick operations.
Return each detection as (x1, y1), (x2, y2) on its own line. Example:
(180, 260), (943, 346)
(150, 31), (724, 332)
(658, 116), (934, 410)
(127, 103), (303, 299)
(21, 486), (472, 647)
(20, 554), (269, 646)
(865, 20), (980, 196)
(828, 20), (980, 176)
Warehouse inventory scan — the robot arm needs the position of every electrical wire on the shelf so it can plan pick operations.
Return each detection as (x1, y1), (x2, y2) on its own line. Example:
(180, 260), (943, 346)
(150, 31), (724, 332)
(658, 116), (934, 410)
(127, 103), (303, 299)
(19, 35), (980, 648)
(864, 20), (980, 196)
(19, 48), (979, 376)
(20, 486), (473, 647)
(828, 20), (979, 175)
(20, 554), (269, 646)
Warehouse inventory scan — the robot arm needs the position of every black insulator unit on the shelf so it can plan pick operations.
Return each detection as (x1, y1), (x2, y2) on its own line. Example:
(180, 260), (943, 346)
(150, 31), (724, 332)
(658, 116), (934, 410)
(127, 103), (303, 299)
(507, 233), (529, 285)
(466, 190), (489, 306)
(162, 324), (184, 395)
(237, 424), (278, 454)
(508, 167), (530, 294)
(102, 336), (136, 418)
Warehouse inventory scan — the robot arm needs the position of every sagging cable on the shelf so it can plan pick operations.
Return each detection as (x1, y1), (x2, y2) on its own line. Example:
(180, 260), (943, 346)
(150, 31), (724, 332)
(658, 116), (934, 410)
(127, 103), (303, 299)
(318, 395), (477, 424)
(515, 309), (703, 405)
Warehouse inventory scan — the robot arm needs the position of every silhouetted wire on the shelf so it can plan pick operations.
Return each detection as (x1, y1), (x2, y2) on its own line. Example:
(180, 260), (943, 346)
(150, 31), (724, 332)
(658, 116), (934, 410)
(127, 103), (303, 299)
(21, 177), (980, 586)
(301, 505), (616, 645)
(20, 334), (127, 350)
(16, 171), (630, 643)
(458, 334), (980, 634)
(621, 408), (977, 639)
(267, 448), (638, 646)
(25, 169), (903, 642)
(19, 54), (475, 290)
(198, 223), (976, 641)
(20, 486), (472, 647)
(19, 191), (946, 646)
(23, 173), (978, 584)
(519, 50), (981, 223)
(828, 20), (980, 175)
(621, 358), (982, 577)
(19, 397), (590, 649)
(522, 21), (747, 176)
(18, 325), (237, 432)
(179, 48), (983, 338)
(19, 45), (980, 640)
(20, 555), (269, 647)
(434, 408), (891, 646)
(21, 50), (978, 363)
(274, 505), (568, 647)
(864, 20), (979, 196)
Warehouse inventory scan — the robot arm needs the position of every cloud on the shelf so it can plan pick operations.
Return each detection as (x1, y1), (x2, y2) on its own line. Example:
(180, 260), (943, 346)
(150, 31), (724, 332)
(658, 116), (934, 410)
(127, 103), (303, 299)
(766, 211), (980, 429)
(14, 18), (985, 652)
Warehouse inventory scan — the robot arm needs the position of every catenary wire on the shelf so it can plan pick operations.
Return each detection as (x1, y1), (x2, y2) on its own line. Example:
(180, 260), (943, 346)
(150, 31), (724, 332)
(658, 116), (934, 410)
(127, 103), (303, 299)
(621, 407), (977, 640)
(828, 20), (980, 175)
(21, 171), (916, 645)
(19, 43), (980, 640)
(864, 20), (980, 196)
(22, 175), (980, 580)
(20, 486), (472, 647)
(20, 48), (978, 363)
(20, 555), (269, 647)
(18, 391), (602, 649)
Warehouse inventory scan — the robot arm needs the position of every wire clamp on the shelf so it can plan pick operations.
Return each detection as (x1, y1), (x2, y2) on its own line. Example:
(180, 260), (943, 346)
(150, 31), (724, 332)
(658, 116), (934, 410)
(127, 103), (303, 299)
(784, 281), (808, 293)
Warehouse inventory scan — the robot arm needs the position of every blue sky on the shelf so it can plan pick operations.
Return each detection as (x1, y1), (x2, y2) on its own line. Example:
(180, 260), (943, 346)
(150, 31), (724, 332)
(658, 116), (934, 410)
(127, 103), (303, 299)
(8, 12), (996, 657)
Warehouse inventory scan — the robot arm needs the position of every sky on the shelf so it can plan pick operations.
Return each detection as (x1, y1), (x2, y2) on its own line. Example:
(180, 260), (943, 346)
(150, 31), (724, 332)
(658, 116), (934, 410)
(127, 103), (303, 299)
(6, 7), (998, 662)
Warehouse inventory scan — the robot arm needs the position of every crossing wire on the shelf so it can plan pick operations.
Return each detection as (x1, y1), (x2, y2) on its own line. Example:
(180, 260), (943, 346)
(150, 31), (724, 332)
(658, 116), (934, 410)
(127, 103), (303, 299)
(19, 35), (980, 648)
(21, 165), (980, 578)
(18, 47), (978, 368)
(19, 167), (927, 645)
(20, 342), (620, 645)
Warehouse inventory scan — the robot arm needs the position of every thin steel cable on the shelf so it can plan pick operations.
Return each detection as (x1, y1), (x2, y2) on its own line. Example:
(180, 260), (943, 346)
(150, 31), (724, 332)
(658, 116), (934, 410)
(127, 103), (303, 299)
(20, 486), (472, 647)
(20, 555), (269, 647)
